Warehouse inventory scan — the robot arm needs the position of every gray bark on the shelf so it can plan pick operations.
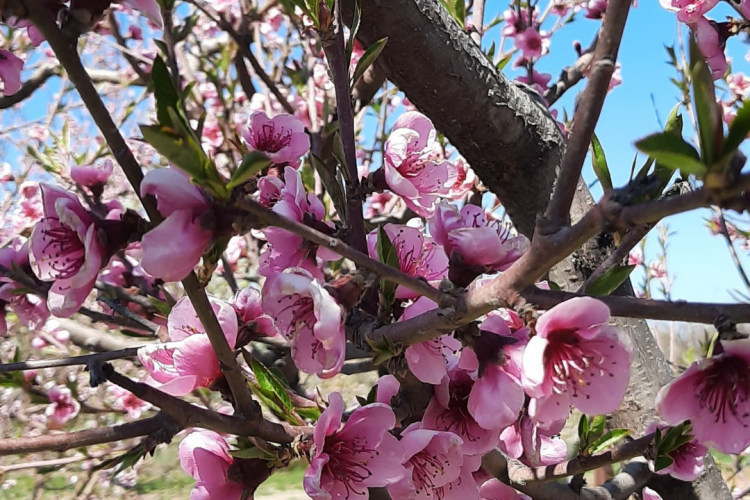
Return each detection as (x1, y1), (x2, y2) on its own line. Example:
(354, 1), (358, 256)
(345, 0), (732, 498)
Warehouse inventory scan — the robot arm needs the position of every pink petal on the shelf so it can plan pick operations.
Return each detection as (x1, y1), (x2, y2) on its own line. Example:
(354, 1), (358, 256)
(468, 366), (524, 430)
(535, 297), (611, 339)
(141, 168), (208, 216)
(140, 210), (212, 281)
(479, 479), (531, 500)
(0, 49), (24, 95)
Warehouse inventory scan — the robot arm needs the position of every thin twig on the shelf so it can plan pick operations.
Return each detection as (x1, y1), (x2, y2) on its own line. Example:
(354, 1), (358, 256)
(579, 224), (651, 292)
(97, 298), (160, 334)
(320, 0), (368, 254)
(0, 347), (141, 374)
(719, 209), (750, 292)
(0, 447), (121, 473)
(471, 0), (486, 44)
(0, 414), (171, 456)
(543, 0), (631, 226)
(236, 197), (450, 305)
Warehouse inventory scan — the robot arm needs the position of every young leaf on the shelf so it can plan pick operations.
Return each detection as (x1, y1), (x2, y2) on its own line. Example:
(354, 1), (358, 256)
(578, 414), (590, 444)
(345, 0), (361, 69)
(228, 151), (272, 189)
(451, 0), (465, 28)
(353, 38), (388, 86)
(720, 98), (750, 161)
(496, 54), (512, 72)
(310, 154), (347, 220)
(140, 126), (206, 178)
(589, 429), (631, 455)
(653, 454), (675, 472)
(586, 265), (636, 296)
(589, 415), (607, 440)
(689, 37), (721, 166)
(251, 359), (293, 412)
(296, 406), (322, 421)
(150, 56), (180, 128)
(148, 296), (172, 316)
(486, 41), (496, 62)
(591, 133), (613, 192)
(376, 225), (401, 307)
(634, 132), (706, 177)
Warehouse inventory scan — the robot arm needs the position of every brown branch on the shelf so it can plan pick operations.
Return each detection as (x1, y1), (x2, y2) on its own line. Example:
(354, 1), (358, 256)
(471, 0), (485, 45)
(21, 0), (160, 221)
(320, 0), (368, 254)
(94, 281), (159, 312)
(543, 0), (631, 227)
(0, 414), (170, 456)
(0, 347), (141, 374)
(0, 447), (120, 472)
(544, 36), (598, 107)
(508, 433), (653, 484)
(580, 225), (651, 292)
(57, 318), (154, 352)
(101, 363), (310, 444)
(523, 287), (750, 324)
(236, 197), (450, 305)
(181, 273), (258, 419)
(368, 172), (750, 348)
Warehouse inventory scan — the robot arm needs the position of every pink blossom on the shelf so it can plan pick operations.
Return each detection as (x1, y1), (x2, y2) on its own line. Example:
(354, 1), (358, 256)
(231, 286), (276, 337)
(429, 202), (529, 272)
(659, 0), (719, 23)
(201, 117), (224, 154)
(691, 17), (727, 80)
(445, 157), (477, 200)
(387, 423), (464, 500)
(642, 487), (663, 500)
(111, 386), (151, 419)
(432, 454), (481, 500)
(729, 73), (750, 97)
(648, 261), (667, 279)
(628, 247), (644, 266)
(376, 374), (401, 405)
(140, 167), (213, 282)
(179, 430), (243, 500)
(584, 0), (608, 19)
(423, 362), (507, 455)
(0, 49), (24, 96)
(121, 0), (164, 29)
(45, 386), (80, 427)
(479, 479), (532, 500)
(242, 112), (310, 169)
(502, 9), (520, 36)
(257, 175), (285, 208)
(71, 159), (114, 187)
(304, 392), (406, 500)
(29, 184), (107, 317)
(366, 224), (448, 300)
(138, 296), (238, 396)
(645, 423), (706, 481)
(7, 18), (44, 46)
(522, 297), (633, 426)
(382, 112), (453, 217)
(516, 70), (552, 92)
(262, 268), (345, 378)
(514, 29), (546, 59)
(550, 0), (570, 16)
(403, 297), (461, 384)
(656, 339), (750, 454)
(259, 167), (339, 278)
(499, 416), (568, 467)
(0, 238), (49, 333)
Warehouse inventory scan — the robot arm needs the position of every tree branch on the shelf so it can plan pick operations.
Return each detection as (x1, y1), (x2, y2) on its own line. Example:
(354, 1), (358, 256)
(320, 0), (368, 254)
(0, 414), (171, 456)
(579, 225), (651, 292)
(0, 347), (141, 374)
(544, 36), (598, 107)
(236, 197), (450, 305)
(543, 0), (631, 227)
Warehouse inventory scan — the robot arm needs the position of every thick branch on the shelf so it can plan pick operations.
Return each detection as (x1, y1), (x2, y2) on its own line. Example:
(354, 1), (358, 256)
(0, 414), (170, 456)
(544, 0), (630, 226)
(342, 0), (565, 237)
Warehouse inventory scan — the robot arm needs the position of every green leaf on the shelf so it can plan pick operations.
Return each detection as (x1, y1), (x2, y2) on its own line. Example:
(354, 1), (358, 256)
(148, 296), (172, 316)
(310, 153), (347, 220)
(653, 454), (675, 472)
(496, 54), (512, 72)
(251, 359), (293, 412)
(230, 447), (272, 460)
(376, 225), (400, 307)
(296, 406), (321, 421)
(140, 126), (206, 178)
(345, 0), (361, 70)
(450, 0), (465, 28)
(486, 41), (496, 62)
(652, 104), (684, 193)
(690, 37), (721, 166)
(589, 429), (631, 455)
(578, 414), (590, 443)
(332, 132), (350, 181)
(228, 151), (272, 189)
(353, 38), (387, 86)
(721, 98), (750, 161)
(634, 132), (706, 177)
(591, 133), (612, 192)
(589, 415), (607, 440)
(586, 265), (636, 296)
(150, 56), (180, 128)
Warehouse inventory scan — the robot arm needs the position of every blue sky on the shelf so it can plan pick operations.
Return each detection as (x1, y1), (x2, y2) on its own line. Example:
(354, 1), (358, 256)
(478, 0), (750, 303)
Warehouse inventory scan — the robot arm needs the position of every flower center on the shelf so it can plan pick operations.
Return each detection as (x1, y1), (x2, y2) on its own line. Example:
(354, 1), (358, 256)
(411, 450), (451, 492)
(41, 218), (86, 280)
(276, 295), (316, 341)
(324, 436), (377, 499)
(544, 329), (612, 400)
(695, 356), (750, 426)
(256, 124), (292, 153)
(436, 378), (479, 443)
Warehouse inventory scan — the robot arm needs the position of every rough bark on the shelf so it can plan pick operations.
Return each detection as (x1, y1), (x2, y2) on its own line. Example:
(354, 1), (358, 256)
(343, 0), (564, 237)
(344, 1), (731, 498)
